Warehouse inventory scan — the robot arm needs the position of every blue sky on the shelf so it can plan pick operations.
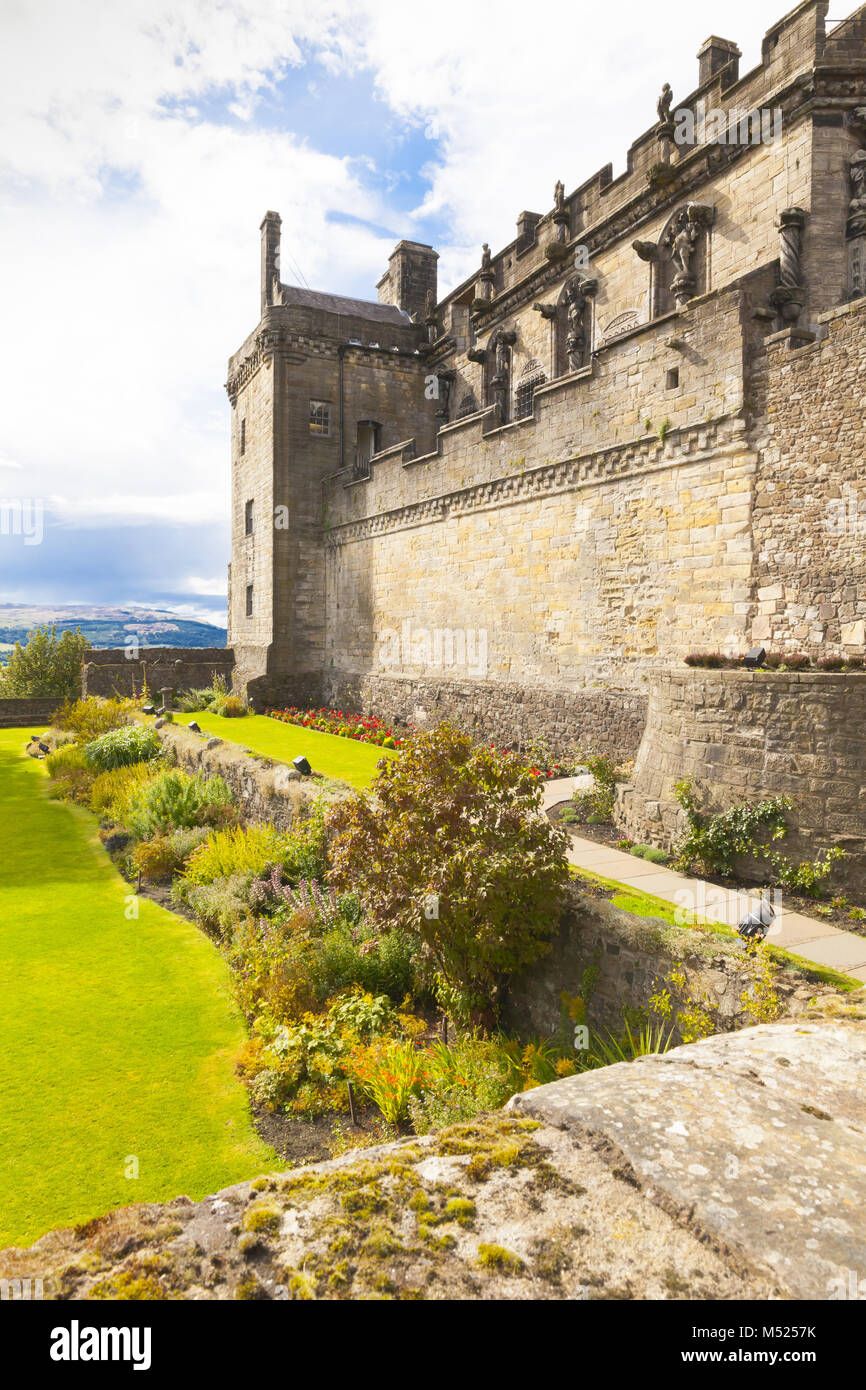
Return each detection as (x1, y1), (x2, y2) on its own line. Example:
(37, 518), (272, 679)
(0, 0), (819, 628)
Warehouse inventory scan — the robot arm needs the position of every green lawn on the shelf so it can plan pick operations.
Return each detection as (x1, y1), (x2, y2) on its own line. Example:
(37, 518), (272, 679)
(0, 729), (276, 1248)
(174, 711), (395, 789)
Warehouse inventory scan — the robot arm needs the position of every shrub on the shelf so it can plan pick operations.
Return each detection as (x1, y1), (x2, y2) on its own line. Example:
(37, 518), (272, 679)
(630, 844), (669, 864)
(307, 920), (421, 1006)
(570, 749), (623, 823)
(216, 694), (248, 718)
(90, 763), (160, 822)
(124, 769), (233, 838)
(673, 779), (791, 877)
(56, 696), (134, 741)
(45, 743), (88, 779)
(182, 823), (297, 886)
(327, 723), (570, 1024)
(770, 846), (847, 898)
(173, 873), (253, 937)
(408, 1038), (519, 1133)
(0, 625), (90, 698)
(84, 724), (160, 771)
(780, 653), (811, 671)
(229, 911), (321, 1023)
(133, 826), (211, 879)
(816, 656), (846, 672)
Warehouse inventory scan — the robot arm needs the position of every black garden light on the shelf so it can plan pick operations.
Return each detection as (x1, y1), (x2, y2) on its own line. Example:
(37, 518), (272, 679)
(293, 755), (312, 776)
(744, 646), (766, 669)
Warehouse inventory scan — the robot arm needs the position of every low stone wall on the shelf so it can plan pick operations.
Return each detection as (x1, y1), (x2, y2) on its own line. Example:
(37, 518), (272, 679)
(500, 880), (832, 1043)
(321, 672), (647, 759)
(0, 697), (66, 730)
(151, 720), (340, 829)
(615, 668), (866, 891)
(83, 648), (234, 700)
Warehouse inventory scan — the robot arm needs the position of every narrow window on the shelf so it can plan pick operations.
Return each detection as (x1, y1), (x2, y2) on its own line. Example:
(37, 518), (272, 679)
(245, 584), (253, 618)
(244, 499), (254, 535)
(666, 367), (680, 390)
(309, 400), (331, 436)
(353, 420), (380, 480)
(513, 359), (546, 421)
(240, 418), (246, 454)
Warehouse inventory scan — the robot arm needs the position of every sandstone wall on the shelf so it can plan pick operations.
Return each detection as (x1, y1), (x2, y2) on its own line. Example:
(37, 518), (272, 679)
(0, 697), (66, 730)
(82, 648), (234, 700)
(501, 881), (834, 1042)
(615, 668), (866, 889)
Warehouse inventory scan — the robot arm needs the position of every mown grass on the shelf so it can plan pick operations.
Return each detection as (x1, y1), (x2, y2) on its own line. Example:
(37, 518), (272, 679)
(174, 711), (396, 789)
(0, 729), (276, 1248)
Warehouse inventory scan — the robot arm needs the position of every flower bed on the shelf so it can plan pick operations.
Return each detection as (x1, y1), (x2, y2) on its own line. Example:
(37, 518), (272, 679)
(267, 707), (405, 748)
(266, 707), (568, 779)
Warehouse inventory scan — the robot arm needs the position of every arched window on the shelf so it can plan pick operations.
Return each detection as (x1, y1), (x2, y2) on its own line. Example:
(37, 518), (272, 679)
(513, 359), (546, 420)
(456, 391), (478, 420)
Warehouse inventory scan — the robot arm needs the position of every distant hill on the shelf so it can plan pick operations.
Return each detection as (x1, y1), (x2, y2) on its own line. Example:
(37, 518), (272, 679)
(0, 605), (227, 656)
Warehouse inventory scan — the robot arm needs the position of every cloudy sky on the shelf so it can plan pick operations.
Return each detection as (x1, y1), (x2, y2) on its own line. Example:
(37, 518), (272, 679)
(0, 0), (818, 626)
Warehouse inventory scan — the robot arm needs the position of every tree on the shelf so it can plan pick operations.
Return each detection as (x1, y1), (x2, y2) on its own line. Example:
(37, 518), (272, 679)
(326, 723), (571, 1026)
(0, 625), (91, 698)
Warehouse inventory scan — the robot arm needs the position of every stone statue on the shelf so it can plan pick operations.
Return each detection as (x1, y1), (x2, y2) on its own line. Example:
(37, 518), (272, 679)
(657, 83), (673, 125)
(565, 282), (588, 372)
(670, 218), (698, 279)
(481, 242), (492, 272)
(554, 180), (565, 213)
(850, 148), (866, 210)
(424, 288), (436, 319)
(494, 335), (510, 379)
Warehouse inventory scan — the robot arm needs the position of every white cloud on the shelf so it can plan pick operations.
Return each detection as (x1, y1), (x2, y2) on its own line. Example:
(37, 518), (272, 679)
(182, 575), (227, 595)
(0, 0), (804, 577)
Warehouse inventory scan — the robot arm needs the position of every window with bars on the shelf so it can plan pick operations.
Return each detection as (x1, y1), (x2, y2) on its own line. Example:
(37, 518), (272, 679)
(513, 360), (546, 420)
(245, 584), (253, 618)
(244, 499), (254, 535)
(309, 400), (331, 436)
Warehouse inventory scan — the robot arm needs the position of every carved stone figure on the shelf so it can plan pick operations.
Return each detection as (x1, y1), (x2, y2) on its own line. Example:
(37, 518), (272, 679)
(481, 243), (492, 272)
(554, 180), (565, 213)
(565, 282), (588, 372)
(657, 84), (673, 125)
(670, 218), (698, 279)
(494, 335), (510, 379)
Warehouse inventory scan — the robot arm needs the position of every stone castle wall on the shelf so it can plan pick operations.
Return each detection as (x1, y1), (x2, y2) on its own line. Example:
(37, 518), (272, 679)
(82, 647), (234, 699)
(616, 668), (866, 890)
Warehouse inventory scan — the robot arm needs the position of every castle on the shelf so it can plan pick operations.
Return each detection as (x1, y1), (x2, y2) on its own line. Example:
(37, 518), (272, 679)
(226, 0), (866, 765)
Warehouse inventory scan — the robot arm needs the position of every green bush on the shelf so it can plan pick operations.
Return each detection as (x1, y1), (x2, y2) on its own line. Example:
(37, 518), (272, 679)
(0, 625), (90, 698)
(673, 779), (791, 877)
(83, 724), (161, 772)
(124, 769), (233, 839)
(327, 723), (570, 1024)
(630, 844), (669, 864)
(184, 809), (328, 889)
(133, 826), (212, 879)
(90, 763), (160, 822)
(173, 873), (254, 937)
(570, 749), (623, 823)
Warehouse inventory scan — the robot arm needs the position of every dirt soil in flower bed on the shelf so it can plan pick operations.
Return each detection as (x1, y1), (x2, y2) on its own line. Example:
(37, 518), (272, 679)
(547, 803), (866, 936)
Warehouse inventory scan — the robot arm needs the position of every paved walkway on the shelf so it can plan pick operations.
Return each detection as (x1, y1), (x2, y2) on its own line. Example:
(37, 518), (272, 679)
(543, 778), (866, 985)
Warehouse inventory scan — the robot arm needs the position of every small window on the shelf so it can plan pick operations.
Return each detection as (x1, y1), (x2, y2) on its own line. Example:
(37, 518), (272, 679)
(245, 584), (253, 618)
(240, 418), (246, 454)
(309, 401), (331, 436)
(513, 359), (546, 421)
(666, 367), (680, 390)
(244, 499), (254, 535)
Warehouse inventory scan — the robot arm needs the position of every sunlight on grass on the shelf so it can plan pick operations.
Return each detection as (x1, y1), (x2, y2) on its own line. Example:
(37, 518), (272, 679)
(174, 711), (395, 789)
(0, 729), (276, 1248)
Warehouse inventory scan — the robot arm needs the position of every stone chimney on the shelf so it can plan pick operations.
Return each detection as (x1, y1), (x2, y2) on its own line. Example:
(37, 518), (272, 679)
(260, 211), (281, 317)
(377, 241), (438, 321)
(697, 35), (741, 87)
